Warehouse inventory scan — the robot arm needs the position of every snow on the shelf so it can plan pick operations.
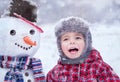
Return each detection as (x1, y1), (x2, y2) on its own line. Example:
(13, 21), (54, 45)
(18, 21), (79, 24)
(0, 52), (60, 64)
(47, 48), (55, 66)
(34, 23), (120, 76)
(0, 0), (120, 78)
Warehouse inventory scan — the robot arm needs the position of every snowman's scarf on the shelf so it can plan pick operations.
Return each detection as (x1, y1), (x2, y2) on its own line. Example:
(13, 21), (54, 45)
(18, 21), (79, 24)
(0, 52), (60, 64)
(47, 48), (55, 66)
(0, 56), (45, 82)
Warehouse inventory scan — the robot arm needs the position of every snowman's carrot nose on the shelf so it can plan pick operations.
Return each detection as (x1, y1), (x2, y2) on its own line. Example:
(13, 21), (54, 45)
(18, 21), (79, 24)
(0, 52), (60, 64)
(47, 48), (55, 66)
(23, 36), (36, 46)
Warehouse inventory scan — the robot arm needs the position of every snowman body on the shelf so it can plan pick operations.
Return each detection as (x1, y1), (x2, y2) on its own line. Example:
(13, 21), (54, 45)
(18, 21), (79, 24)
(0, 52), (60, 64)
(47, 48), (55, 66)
(0, 17), (43, 82)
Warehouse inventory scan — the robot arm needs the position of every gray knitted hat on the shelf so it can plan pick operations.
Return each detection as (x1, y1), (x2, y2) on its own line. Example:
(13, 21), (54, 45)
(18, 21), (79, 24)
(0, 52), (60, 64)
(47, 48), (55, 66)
(55, 17), (92, 64)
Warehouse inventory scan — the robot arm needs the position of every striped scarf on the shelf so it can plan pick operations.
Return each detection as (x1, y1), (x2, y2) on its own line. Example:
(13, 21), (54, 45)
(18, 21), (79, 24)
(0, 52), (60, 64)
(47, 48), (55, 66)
(0, 56), (45, 82)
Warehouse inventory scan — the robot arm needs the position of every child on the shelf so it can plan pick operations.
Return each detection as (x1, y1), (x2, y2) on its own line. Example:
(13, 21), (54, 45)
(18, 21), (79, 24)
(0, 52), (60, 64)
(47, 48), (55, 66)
(46, 17), (120, 82)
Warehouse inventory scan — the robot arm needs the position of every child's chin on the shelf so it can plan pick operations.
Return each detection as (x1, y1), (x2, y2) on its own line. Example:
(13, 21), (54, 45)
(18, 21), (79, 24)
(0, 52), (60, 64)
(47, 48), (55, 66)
(68, 54), (79, 59)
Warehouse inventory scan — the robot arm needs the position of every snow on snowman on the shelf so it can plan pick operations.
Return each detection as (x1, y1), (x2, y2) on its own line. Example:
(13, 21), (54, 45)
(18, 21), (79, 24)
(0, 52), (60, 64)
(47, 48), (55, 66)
(0, 0), (45, 82)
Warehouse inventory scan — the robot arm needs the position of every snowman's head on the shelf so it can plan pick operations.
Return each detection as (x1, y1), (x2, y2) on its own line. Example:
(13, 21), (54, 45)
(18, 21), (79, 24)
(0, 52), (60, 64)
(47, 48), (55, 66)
(0, 17), (43, 57)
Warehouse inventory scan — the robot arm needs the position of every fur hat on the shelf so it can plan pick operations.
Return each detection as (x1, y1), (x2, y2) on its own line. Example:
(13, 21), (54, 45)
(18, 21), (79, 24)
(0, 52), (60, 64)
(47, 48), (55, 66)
(55, 17), (92, 64)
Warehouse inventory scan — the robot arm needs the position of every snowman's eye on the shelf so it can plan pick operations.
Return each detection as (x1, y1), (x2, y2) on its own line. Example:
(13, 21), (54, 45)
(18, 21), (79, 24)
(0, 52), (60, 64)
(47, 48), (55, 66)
(10, 30), (16, 36)
(30, 29), (35, 35)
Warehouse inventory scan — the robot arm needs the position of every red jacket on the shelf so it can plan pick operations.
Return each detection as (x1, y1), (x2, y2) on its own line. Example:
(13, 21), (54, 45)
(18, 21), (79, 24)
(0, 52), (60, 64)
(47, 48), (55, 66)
(46, 49), (120, 82)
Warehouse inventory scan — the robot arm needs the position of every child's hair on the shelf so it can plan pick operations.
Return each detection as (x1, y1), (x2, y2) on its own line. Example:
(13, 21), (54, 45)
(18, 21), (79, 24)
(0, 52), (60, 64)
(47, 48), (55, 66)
(55, 17), (92, 64)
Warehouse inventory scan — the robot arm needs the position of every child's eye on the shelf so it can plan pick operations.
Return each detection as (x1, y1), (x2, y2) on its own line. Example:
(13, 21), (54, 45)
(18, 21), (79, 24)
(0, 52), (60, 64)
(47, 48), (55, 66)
(76, 36), (81, 39)
(63, 38), (68, 41)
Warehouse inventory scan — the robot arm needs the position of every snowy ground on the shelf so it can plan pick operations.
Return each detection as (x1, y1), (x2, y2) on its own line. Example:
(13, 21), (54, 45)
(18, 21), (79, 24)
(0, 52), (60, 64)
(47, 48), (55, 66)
(34, 23), (120, 77)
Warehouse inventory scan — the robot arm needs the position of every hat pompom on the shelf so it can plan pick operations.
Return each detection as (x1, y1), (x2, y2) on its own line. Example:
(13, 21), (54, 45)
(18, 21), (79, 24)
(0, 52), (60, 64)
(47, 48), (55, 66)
(9, 0), (37, 22)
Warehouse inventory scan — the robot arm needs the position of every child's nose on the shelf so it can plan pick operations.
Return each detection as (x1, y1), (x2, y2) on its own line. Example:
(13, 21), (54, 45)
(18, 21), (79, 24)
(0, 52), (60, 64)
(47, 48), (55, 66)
(70, 39), (75, 44)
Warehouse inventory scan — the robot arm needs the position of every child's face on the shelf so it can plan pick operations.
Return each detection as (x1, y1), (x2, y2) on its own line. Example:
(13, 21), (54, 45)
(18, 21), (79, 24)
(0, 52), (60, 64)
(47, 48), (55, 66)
(61, 32), (85, 59)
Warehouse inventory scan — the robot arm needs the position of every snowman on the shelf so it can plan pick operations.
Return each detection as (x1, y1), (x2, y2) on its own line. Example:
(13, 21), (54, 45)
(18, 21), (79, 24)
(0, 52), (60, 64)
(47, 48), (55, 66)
(0, 0), (45, 82)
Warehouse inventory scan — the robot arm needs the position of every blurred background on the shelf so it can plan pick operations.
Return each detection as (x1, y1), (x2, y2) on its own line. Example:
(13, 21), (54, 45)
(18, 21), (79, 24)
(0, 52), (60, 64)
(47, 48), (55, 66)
(0, 0), (120, 76)
(0, 0), (120, 24)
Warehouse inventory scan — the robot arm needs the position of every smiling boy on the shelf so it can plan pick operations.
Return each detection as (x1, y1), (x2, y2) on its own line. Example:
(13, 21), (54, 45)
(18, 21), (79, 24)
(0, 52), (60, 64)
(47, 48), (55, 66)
(61, 32), (85, 59)
(46, 17), (120, 82)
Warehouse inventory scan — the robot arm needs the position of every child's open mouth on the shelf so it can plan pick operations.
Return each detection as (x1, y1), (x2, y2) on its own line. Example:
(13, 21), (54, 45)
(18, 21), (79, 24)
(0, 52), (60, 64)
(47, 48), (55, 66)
(68, 48), (79, 54)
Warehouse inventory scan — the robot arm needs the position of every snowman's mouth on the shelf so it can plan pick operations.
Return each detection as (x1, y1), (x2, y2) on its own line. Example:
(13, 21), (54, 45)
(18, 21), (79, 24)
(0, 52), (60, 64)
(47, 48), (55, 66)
(15, 43), (33, 50)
